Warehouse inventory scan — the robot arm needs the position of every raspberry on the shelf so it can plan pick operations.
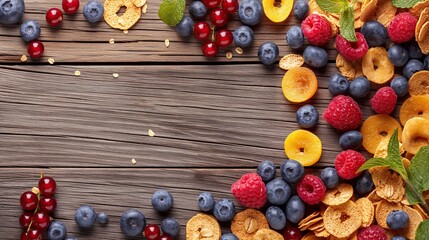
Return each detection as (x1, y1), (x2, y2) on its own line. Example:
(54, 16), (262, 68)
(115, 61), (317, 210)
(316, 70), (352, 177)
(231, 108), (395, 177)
(335, 32), (368, 61)
(301, 14), (332, 46)
(358, 225), (387, 240)
(388, 13), (417, 44)
(335, 150), (366, 180)
(231, 173), (267, 208)
(323, 95), (362, 132)
(296, 174), (326, 205)
(370, 86), (398, 114)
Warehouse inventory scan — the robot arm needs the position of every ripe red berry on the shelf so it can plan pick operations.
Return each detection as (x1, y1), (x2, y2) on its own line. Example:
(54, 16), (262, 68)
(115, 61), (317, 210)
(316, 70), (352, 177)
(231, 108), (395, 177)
(144, 224), (161, 240)
(202, 41), (219, 58)
(284, 226), (302, 240)
(335, 150), (366, 180)
(20, 191), (38, 211)
(202, 0), (222, 9)
(20, 232), (28, 240)
(19, 212), (33, 228)
(46, 8), (64, 27)
(357, 225), (387, 240)
(301, 14), (332, 46)
(158, 234), (173, 240)
(296, 174), (326, 205)
(388, 12), (417, 44)
(335, 32), (369, 61)
(370, 86), (397, 115)
(194, 21), (211, 41)
(210, 8), (228, 27)
(27, 229), (43, 240)
(215, 29), (233, 48)
(27, 40), (45, 59)
(62, 0), (80, 15)
(39, 197), (57, 214)
(222, 0), (238, 14)
(38, 176), (56, 196)
(32, 212), (51, 230)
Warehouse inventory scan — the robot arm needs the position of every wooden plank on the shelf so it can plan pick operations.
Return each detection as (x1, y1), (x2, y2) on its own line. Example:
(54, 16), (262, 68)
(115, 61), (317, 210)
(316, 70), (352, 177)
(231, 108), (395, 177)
(0, 0), (338, 63)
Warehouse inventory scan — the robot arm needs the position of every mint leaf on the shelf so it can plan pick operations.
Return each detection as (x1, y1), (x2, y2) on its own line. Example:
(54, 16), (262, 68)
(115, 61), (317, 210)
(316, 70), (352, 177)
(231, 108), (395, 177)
(158, 0), (185, 27)
(416, 220), (429, 240)
(392, 0), (423, 8)
(358, 157), (390, 172)
(316, 0), (348, 13)
(407, 146), (429, 203)
(406, 183), (422, 204)
(339, 6), (357, 42)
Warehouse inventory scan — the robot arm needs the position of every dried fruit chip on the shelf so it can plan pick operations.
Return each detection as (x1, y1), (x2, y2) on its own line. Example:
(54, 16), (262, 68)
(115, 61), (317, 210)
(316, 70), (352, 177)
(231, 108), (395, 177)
(360, 0), (378, 22)
(413, 203), (429, 219)
(336, 54), (363, 80)
(415, 7), (429, 39)
(314, 228), (330, 238)
(374, 137), (405, 158)
(252, 229), (284, 240)
(299, 216), (323, 231)
(418, 22), (429, 54)
(279, 54), (305, 70)
(400, 95), (429, 126)
(356, 197), (375, 227)
(322, 183), (354, 206)
(375, 200), (402, 228)
(367, 189), (383, 203)
(410, 1), (429, 18)
(231, 209), (269, 240)
(398, 205), (424, 239)
(370, 167), (405, 202)
(299, 211), (321, 230)
(284, 129), (322, 166)
(186, 213), (221, 240)
(362, 47), (394, 84)
(302, 233), (326, 240)
(361, 114), (402, 154)
(402, 117), (429, 154)
(104, 0), (142, 30)
(323, 201), (362, 238)
(374, 0), (397, 26)
(409, 70), (429, 96)
(282, 67), (318, 103)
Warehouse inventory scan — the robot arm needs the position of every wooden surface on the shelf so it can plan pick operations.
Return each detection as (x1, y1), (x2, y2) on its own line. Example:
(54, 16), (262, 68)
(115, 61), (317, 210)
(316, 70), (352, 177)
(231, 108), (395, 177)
(0, 0), (402, 239)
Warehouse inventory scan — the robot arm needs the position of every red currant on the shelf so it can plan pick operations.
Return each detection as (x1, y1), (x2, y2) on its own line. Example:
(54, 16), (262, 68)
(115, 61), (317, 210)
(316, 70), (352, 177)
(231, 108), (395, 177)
(20, 191), (38, 211)
(27, 41), (45, 59)
(39, 197), (57, 214)
(210, 9), (228, 28)
(194, 21), (211, 41)
(215, 29), (233, 48)
(32, 212), (51, 230)
(38, 176), (56, 196)
(284, 226), (302, 240)
(27, 229), (43, 240)
(46, 8), (64, 27)
(202, 0), (222, 9)
(158, 234), (173, 240)
(20, 232), (28, 240)
(202, 41), (218, 57)
(19, 212), (33, 228)
(144, 224), (161, 240)
(221, 0), (238, 14)
(62, 0), (80, 15)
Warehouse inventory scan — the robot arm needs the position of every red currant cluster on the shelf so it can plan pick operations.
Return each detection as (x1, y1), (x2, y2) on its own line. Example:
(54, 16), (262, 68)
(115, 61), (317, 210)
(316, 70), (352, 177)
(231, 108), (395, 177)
(144, 224), (172, 240)
(27, 0), (80, 59)
(193, 0), (238, 57)
(19, 175), (57, 240)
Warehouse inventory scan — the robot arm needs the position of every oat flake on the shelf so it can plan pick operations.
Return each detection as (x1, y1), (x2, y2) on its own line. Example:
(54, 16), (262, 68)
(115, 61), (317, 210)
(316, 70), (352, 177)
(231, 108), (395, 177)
(109, 39), (115, 44)
(48, 58), (55, 64)
(142, 4), (148, 14)
(226, 51), (233, 59)
(113, 73), (119, 78)
(148, 129), (155, 137)
(20, 55), (27, 62)
(74, 70), (81, 76)
(131, 158), (137, 165)
(165, 39), (170, 48)
(235, 47), (243, 55)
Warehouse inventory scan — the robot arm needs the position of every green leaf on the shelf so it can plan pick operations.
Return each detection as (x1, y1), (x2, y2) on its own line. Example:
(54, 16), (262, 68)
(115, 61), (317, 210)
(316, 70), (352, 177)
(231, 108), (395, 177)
(316, 0), (348, 13)
(358, 157), (390, 172)
(407, 146), (429, 201)
(406, 183), (423, 204)
(158, 0), (185, 27)
(416, 220), (429, 240)
(339, 6), (357, 42)
(392, 0), (423, 8)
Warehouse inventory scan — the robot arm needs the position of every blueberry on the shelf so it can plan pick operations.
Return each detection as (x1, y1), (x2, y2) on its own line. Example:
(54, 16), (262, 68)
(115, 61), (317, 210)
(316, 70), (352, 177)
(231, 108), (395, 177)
(424, 55), (429, 70)
(257, 160), (276, 182)
(286, 26), (304, 49)
(220, 233), (239, 240)
(238, 0), (263, 26)
(0, 0), (24, 25)
(293, 0), (309, 21)
(120, 209), (146, 237)
(265, 206), (286, 230)
(83, 0), (104, 23)
(360, 21), (388, 47)
(213, 198), (235, 222)
(175, 16), (194, 37)
(198, 192), (215, 212)
(391, 236), (407, 240)
(233, 25), (254, 48)
(303, 46), (328, 68)
(328, 73), (350, 96)
(387, 210), (409, 230)
(281, 159), (304, 184)
(355, 171), (374, 196)
(20, 20), (41, 43)
(161, 217), (180, 237)
(348, 76), (370, 98)
(151, 189), (173, 212)
(189, 1), (207, 19)
(74, 205), (96, 229)
(388, 45), (409, 67)
(48, 220), (67, 240)
(96, 212), (108, 224)
(258, 41), (279, 65)
(266, 178), (291, 205)
(339, 130), (363, 150)
(320, 167), (339, 189)
(285, 195), (305, 223)
(408, 41), (424, 59)
(390, 76), (409, 97)
(296, 104), (319, 129)
(403, 59), (424, 79)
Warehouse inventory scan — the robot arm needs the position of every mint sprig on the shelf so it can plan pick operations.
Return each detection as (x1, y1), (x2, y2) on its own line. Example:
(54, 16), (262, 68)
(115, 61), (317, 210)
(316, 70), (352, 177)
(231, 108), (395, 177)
(392, 0), (423, 8)
(316, 0), (348, 13)
(158, 0), (185, 27)
(339, 6), (357, 42)
(416, 220), (429, 239)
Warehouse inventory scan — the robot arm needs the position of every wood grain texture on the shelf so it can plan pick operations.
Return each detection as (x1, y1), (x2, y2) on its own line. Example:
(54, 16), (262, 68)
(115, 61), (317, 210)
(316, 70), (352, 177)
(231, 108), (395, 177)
(0, 0), (340, 63)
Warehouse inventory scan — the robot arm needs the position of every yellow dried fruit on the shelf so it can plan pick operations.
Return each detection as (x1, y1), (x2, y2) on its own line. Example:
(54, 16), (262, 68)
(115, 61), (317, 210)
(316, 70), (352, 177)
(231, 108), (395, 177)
(399, 95), (429, 125)
(402, 117), (429, 154)
(362, 47), (394, 84)
(361, 114), (402, 154)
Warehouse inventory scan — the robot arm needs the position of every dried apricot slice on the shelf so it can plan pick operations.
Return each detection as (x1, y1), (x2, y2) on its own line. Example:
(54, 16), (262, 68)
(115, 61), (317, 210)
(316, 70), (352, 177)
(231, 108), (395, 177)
(282, 67), (318, 103)
(262, 0), (293, 23)
(284, 129), (322, 166)
(409, 70), (429, 96)
(399, 95), (429, 125)
(323, 200), (362, 238)
(402, 117), (429, 154)
(361, 114), (402, 154)
(362, 47), (394, 84)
